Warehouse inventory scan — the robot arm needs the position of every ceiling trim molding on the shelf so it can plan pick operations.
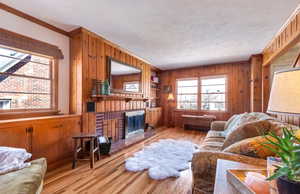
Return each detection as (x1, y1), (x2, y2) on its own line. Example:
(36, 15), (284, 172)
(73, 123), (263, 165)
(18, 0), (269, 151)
(262, 4), (300, 66)
(0, 2), (69, 37)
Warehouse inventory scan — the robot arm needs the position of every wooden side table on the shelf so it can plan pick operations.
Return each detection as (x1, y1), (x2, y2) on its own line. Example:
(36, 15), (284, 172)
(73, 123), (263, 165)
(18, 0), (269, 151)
(182, 114), (216, 131)
(214, 159), (265, 194)
(72, 134), (101, 169)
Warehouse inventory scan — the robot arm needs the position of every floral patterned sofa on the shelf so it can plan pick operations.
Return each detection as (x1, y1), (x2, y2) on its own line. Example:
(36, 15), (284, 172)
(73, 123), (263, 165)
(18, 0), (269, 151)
(191, 112), (297, 194)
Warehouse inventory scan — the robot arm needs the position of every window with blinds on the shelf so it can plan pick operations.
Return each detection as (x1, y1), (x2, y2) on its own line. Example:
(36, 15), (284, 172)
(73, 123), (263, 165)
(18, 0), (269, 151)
(0, 46), (54, 111)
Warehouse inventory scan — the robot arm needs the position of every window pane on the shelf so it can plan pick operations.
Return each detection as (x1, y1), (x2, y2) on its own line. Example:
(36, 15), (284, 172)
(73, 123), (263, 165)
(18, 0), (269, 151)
(0, 75), (51, 94)
(201, 77), (226, 85)
(201, 85), (225, 93)
(177, 79), (198, 87)
(0, 93), (51, 109)
(177, 102), (197, 110)
(201, 94), (225, 102)
(0, 56), (50, 78)
(12, 62), (50, 78)
(201, 102), (225, 111)
(177, 94), (197, 102)
(177, 86), (198, 94)
(176, 79), (198, 110)
(30, 55), (51, 65)
(0, 47), (27, 59)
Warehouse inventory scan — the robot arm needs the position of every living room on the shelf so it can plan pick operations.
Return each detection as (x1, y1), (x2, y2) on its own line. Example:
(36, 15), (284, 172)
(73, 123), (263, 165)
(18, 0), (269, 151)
(0, 1), (300, 194)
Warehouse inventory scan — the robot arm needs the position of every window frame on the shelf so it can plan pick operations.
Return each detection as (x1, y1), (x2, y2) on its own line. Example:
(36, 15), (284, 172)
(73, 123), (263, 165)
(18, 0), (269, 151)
(0, 45), (58, 116)
(199, 75), (228, 112)
(175, 75), (228, 112)
(176, 77), (199, 111)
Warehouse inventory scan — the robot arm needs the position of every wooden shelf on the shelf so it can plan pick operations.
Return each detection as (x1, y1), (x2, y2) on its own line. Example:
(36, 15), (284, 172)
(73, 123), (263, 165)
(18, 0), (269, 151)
(91, 95), (149, 102)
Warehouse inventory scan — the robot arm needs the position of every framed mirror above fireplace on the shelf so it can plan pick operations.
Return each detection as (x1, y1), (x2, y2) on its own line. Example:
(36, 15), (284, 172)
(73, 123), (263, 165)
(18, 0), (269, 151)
(107, 57), (142, 94)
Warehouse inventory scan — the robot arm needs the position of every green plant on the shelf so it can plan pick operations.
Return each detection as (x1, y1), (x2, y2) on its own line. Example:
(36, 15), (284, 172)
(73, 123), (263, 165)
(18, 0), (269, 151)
(263, 128), (300, 182)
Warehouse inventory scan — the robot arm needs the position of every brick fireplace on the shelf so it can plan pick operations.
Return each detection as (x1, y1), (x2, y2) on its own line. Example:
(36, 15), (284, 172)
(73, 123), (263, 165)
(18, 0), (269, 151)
(95, 110), (145, 142)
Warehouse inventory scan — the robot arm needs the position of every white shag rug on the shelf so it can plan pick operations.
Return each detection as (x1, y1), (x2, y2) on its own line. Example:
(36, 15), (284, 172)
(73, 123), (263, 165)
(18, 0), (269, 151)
(125, 139), (199, 180)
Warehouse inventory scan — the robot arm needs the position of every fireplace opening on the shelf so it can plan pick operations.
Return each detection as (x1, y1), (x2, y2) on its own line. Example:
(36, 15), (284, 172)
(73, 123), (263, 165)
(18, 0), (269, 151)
(125, 110), (145, 138)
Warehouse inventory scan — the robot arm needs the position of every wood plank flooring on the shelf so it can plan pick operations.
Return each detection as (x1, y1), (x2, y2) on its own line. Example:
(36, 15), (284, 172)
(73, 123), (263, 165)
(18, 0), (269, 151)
(43, 128), (206, 194)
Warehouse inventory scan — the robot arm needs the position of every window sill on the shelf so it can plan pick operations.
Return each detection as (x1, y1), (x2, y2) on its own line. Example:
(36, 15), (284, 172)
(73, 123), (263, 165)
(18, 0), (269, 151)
(0, 110), (60, 120)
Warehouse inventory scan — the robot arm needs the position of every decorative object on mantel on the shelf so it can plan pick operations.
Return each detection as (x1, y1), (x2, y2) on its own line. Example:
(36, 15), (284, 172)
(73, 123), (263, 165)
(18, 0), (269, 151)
(125, 139), (199, 180)
(227, 169), (270, 194)
(92, 79), (103, 95)
(267, 68), (300, 116)
(103, 79), (110, 95)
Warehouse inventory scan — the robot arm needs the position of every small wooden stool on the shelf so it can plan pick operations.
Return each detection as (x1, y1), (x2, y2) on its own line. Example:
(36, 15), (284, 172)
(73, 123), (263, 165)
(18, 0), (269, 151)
(72, 134), (101, 169)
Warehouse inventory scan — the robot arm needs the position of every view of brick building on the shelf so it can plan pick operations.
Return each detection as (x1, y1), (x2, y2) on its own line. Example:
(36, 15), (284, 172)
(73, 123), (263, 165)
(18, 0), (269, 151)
(0, 47), (52, 110)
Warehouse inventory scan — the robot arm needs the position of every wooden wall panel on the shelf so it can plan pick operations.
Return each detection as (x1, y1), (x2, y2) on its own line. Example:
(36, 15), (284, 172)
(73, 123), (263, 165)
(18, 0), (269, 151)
(160, 61), (250, 127)
(262, 65), (270, 112)
(70, 28), (153, 133)
(250, 55), (263, 112)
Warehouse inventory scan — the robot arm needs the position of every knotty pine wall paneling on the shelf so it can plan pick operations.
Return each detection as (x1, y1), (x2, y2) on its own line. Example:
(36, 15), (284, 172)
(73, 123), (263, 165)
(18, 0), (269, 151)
(160, 61), (251, 127)
(250, 54), (263, 112)
(262, 65), (270, 112)
(70, 28), (152, 133)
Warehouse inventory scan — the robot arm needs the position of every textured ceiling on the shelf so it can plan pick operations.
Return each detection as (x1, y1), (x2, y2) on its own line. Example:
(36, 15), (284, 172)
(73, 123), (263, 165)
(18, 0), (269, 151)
(1, 0), (300, 69)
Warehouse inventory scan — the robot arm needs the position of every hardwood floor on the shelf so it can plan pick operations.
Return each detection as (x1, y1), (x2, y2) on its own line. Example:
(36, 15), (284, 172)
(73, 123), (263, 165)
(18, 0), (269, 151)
(43, 128), (206, 194)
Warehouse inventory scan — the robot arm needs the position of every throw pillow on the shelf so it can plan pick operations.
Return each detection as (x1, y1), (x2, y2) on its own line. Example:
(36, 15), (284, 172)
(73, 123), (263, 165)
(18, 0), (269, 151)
(223, 135), (277, 159)
(222, 120), (271, 149)
(224, 113), (246, 136)
(0, 147), (32, 175)
(224, 114), (238, 130)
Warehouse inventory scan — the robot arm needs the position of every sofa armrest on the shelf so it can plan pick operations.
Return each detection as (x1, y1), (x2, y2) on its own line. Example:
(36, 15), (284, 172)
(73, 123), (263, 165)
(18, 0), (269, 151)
(211, 121), (227, 131)
(191, 151), (266, 193)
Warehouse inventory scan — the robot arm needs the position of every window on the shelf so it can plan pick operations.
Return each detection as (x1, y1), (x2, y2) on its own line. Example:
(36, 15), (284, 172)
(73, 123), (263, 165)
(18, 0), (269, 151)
(176, 79), (198, 110)
(200, 76), (227, 111)
(176, 76), (227, 111)
(0, 46), (55, 111)
(123, 81), (139, 92)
